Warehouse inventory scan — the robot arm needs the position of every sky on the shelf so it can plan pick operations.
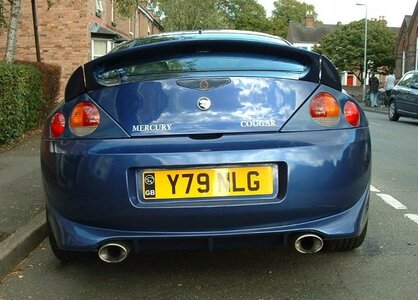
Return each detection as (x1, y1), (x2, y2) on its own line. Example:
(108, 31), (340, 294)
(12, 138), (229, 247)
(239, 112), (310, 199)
(257, 0), (417, 27)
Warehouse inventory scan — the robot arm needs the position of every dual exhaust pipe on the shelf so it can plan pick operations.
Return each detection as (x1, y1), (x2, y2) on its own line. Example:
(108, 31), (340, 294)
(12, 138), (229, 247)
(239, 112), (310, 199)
(97, 234), (324, 263)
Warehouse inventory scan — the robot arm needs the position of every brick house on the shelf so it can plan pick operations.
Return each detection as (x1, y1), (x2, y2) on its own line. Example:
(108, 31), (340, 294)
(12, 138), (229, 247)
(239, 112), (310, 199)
(0, 0), (163, 97)
(395, 1), (418, 78)
(287, 13), (338, 52)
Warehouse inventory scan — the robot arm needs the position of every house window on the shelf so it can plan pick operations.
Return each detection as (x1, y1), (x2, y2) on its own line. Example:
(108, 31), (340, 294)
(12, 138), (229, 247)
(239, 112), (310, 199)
(96, 0), (104, 15)
(92, 39), (114, 60)
(129, 16), (134, 36)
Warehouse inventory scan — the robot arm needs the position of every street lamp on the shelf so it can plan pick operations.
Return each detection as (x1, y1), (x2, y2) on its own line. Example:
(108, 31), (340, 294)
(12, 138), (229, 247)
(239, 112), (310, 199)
(356, 3), (368, 102)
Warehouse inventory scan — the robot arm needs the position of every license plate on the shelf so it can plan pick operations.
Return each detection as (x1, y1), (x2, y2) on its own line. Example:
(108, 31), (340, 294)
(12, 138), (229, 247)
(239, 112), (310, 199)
(142, 165), (276, 200)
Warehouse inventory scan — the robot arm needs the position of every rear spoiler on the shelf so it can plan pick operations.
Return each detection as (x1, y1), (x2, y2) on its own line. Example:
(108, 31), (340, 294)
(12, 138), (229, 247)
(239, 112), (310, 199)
(65, 39), (341, 101)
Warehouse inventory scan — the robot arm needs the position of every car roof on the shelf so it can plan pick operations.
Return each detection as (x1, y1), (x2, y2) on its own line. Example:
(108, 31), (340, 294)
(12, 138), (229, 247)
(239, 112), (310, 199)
(111, 30), (291, 53)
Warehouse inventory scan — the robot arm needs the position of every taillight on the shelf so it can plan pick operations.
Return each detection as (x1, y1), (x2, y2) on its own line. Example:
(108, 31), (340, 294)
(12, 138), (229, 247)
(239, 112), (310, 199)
(309, 92), (340, 127)
(50, 112), (65, 138)
(70, 102), (100, 136)
(344, 101), (360, 127)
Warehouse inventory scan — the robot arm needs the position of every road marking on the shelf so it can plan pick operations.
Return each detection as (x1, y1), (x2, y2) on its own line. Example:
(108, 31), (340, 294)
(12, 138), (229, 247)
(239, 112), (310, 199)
(370, 185), (380, 192)
(405, 214), (418, 225)
(369, 122), (382, 126)
(377, 194), (407, 210)
(372, 187), (418, 227)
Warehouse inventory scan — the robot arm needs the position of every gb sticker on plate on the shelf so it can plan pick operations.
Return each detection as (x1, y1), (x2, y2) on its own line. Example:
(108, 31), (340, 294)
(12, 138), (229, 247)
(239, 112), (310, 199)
(143, 173), (156, 199)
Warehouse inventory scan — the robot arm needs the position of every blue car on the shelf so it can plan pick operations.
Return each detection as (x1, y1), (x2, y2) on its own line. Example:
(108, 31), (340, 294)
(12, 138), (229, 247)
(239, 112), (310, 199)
(41, 31), (371, 263)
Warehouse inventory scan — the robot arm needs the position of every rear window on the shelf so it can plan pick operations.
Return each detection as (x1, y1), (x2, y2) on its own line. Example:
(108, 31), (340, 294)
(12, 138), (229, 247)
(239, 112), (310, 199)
(95, 53), (309, 86)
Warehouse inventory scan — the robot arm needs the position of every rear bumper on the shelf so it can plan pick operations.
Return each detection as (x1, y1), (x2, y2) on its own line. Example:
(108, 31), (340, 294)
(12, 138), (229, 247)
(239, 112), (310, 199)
(42, 128), (371, 251)
(47, 186), (369, 250)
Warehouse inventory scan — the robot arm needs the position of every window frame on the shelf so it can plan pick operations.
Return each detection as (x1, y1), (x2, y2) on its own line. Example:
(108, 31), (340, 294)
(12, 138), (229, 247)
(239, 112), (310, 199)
(91, 38), (114, 60)
(96, 0), (104, 13)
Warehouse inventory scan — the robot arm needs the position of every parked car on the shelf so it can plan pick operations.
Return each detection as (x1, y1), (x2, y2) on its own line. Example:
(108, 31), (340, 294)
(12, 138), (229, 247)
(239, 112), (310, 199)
(388, 70), (418, 121)
(41, 30), (371, 263)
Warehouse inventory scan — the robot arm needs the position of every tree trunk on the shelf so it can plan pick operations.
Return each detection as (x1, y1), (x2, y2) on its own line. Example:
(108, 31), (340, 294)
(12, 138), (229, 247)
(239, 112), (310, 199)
(353, 70), (362, 84)
(4, 0), (22, 64)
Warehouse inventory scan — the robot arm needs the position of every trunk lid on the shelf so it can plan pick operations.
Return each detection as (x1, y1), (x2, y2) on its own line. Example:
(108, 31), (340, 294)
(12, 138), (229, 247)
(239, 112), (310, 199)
(89, 77), (319, 136)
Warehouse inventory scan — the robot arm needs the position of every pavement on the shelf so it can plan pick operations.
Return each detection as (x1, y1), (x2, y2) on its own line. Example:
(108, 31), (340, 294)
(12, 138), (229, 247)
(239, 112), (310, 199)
(0, 132), (48, 279)
(359, 102), (388, 115)
(0, 102), (387, 280)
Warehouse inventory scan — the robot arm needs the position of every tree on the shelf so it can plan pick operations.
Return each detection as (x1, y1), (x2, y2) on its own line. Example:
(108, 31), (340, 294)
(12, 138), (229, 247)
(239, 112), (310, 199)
(156, 0), (228, 31)
(218, 0), (272, 33)
(1, 0), (56, 63)
(4, 0), (21, 63)
(271, 0), (318, 37)
(313, 20), (396, 83)
(114, 0), (146, 18)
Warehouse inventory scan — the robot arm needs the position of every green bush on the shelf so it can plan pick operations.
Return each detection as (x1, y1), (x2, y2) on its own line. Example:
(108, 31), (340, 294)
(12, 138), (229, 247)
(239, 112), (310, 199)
(0, 62), (42, 144)
(17, 61), (61, 118)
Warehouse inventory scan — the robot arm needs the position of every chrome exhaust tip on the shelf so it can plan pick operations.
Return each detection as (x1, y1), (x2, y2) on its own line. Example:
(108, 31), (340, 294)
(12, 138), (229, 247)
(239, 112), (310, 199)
(294, 234), (324, 254)
(98, 242), (130, 263)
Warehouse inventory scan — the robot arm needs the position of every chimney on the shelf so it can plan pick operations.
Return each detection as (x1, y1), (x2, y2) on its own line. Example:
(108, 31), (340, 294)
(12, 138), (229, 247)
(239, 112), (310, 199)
(305, 11), (315, 28)
(378, 16), (387, 27)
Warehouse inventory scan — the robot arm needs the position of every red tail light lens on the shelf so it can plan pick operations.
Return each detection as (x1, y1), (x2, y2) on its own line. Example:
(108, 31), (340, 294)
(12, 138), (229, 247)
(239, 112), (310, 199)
(50, 112), (65, 138)
(344, 101), (360, 127)
(70, 102), (100, 136)
(309, 92), (340, 127)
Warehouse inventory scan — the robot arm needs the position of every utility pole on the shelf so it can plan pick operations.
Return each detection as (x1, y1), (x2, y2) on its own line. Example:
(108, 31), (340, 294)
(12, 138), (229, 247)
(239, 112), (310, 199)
(356, 3), (368, 102)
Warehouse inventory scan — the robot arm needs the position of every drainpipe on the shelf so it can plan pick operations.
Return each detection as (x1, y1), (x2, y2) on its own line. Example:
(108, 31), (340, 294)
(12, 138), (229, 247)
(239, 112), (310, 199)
(31, 0), (41, 62)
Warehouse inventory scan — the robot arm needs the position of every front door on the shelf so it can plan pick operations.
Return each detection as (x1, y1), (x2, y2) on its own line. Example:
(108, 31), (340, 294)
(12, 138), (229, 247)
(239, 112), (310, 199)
(347, 74), (354, 86)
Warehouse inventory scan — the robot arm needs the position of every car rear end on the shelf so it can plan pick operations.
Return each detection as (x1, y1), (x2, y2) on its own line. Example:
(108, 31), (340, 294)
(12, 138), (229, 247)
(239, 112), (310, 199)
(41, 31), (371, 261)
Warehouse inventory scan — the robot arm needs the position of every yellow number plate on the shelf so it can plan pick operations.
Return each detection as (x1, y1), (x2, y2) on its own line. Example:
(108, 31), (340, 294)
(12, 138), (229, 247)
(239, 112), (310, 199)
(142, 165), (276, 200)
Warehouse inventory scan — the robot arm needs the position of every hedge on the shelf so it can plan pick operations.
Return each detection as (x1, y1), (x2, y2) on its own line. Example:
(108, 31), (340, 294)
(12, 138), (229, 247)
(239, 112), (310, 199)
(17, 60), (61, 118)
(0, 62), (42, 144)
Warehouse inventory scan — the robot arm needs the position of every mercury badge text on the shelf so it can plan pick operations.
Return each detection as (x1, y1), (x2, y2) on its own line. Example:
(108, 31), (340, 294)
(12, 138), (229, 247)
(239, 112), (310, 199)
(132, 124), (173, 132)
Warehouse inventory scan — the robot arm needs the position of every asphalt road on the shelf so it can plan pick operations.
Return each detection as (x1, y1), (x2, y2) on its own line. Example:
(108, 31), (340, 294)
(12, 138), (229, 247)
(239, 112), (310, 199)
(1, 111), (417, 300)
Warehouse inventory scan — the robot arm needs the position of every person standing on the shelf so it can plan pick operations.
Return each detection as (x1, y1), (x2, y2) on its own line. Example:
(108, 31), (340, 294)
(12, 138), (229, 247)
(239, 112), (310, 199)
(384, 73), (396, 107)
(368, 73), (379, 107)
